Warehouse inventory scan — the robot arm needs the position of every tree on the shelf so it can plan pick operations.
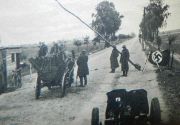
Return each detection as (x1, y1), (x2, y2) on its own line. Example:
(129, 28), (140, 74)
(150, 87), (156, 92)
(140, 0), (170, 42)
(156, 36), (162, 50)
(73, 39), (82, 52)
(92, 1), (123, 41)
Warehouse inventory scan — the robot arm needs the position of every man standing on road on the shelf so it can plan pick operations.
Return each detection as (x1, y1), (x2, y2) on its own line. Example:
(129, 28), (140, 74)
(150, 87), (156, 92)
(120, 45), (130, 76)
(110, 45), (119, 73)
(77, 50), (89, 87)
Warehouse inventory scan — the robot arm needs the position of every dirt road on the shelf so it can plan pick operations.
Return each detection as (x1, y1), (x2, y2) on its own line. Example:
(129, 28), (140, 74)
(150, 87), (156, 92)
(0, 38), (169, 125)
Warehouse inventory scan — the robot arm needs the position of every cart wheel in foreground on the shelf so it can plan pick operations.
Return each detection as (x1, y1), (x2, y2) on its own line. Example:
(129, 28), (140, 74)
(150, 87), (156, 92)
(150, 97), (161, 124)
(35, 76), (41, 99)
(91, 107), (100, 125)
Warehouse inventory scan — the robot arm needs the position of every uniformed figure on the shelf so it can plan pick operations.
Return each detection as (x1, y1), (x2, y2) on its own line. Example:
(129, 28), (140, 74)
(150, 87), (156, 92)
(71, 50), (75, 59)
(50, 43), (59, 54)
(77, 50), (89, 87)
(110, 45), (119, 73)
(120, 45), (130, 76)
(38, 43), (48, 57)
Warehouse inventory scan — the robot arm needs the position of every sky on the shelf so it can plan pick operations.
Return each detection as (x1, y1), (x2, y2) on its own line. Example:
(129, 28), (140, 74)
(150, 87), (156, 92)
(0, 0), (180, 46)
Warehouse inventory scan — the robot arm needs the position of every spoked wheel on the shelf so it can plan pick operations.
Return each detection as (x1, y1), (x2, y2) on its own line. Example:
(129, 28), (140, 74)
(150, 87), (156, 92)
(68, 70), (74, 87)
(150, 97), (161, 124)
(60, 74), (67, 98)
(91, 107), (100, 125)
(35, 76), (41, 99)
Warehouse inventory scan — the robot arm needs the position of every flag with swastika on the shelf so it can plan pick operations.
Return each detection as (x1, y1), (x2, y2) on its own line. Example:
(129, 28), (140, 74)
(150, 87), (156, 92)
(148, 50), (170, 66)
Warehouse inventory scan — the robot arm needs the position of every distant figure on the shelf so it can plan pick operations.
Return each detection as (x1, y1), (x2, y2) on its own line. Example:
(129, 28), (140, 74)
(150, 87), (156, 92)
(50, 43), (59, 54)
(110, 45), (119, 73)
(38, 43), (48, 57)
(120, 45), (130, 76)
(71, 50), (75, 59)
(59, 44), (64, 52)
(77, 50), (89, 87)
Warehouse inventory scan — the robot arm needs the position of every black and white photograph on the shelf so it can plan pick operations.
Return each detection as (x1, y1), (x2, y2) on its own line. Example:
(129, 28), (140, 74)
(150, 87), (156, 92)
(0, 0), (180, 125)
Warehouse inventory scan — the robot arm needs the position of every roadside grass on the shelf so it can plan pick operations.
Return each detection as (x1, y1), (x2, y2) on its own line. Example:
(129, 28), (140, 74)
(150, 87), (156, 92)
(160, 32), (180, 54)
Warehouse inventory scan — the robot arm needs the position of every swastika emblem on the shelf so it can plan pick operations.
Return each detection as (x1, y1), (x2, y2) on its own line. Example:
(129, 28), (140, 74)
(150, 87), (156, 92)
(152, 51), (163, 64)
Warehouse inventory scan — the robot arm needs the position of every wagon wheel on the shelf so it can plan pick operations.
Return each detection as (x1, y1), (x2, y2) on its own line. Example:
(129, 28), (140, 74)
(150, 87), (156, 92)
(60, 73), (67, 97)
(68, 69), (74, 87)
(91, 107), (100, 125)
(35, 76), (41, 99)
(150, 97), (161, 124)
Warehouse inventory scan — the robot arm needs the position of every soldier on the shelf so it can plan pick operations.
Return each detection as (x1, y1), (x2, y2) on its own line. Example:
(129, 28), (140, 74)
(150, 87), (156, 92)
(120, 45), (130, 76)
(110, 45), (119, 73)
(77, 50), (89, 87)
(71, 50), (75, 59)
(38, 42), (48, 57)
(50, 43), (59, 54)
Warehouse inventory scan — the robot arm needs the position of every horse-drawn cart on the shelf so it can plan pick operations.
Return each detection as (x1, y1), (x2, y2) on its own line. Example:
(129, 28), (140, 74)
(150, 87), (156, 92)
(29, 53), (75, 99)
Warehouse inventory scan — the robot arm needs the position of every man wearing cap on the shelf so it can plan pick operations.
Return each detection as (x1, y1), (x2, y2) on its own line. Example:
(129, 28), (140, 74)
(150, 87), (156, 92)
(120, 45), (130, 76)
(110, 45), (119, 73)
(77, 50), (89, 86)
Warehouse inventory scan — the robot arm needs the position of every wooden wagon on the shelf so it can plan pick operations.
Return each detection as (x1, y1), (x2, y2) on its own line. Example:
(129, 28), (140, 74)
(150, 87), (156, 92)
(29, 53), (75, 99)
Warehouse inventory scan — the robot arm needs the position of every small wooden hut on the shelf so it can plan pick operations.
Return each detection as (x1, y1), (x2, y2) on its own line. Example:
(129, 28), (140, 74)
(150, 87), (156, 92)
(0, 46), (22, 93)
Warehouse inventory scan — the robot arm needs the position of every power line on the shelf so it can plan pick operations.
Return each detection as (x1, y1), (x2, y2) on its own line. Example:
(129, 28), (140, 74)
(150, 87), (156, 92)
(54, 0), (109, 44)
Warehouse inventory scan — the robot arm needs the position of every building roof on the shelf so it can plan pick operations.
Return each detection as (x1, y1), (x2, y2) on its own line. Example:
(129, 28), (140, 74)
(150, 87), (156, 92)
(0, 46), (22, 50)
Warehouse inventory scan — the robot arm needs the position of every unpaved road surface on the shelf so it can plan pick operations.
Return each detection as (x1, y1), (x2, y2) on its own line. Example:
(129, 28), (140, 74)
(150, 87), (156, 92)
(0, 39), (169, 125)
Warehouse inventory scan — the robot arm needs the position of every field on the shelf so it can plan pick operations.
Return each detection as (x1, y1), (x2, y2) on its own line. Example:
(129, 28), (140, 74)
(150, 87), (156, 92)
(160, 29), (180, 54)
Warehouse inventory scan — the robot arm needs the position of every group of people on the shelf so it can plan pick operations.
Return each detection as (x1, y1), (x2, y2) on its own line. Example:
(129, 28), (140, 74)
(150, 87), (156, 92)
(76, 44), (130, 88)
(38, 42), (65, 57)
(110, 45), (130, 76)
(38, 42), (129, 87)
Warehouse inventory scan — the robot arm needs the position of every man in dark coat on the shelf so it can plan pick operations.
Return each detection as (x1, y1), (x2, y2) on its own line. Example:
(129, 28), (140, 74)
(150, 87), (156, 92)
(77, 50), (89, 86)
(110, 46), (119, 73)
(38, 43), (48, 57)
(50, 43), (59, 54)
(120, 45), (130, 76)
